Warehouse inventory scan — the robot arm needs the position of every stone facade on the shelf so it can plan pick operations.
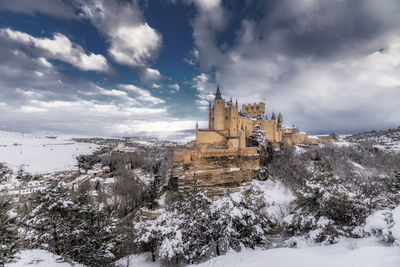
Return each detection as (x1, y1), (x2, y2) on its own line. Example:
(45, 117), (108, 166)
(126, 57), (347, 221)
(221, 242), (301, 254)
(172, 149), (259, 197)
(198, 86), (283, 149)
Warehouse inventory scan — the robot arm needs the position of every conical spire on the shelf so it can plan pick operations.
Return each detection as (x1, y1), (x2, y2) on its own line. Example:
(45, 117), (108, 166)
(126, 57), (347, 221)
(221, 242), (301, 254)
(235, 99), (238, 107)
(277, 112), (283, 124)
(271, 110), (276, 120)
(215, 85), (222, 99)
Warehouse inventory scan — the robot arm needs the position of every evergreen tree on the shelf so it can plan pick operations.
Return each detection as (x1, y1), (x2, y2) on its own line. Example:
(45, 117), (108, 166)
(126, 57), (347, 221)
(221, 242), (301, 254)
(135, 175), (212, 264)
(0, 198), (20, 265)
(66, 191), (120, 266)
(287, 161), (359, 243)
(24, 183), (120, 266)
(24, 183), (73, 255)
(248, 124), (273, 167)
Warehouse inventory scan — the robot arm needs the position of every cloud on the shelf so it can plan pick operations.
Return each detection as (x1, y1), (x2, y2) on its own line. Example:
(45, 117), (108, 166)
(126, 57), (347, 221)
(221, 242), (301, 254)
(187, 0), (400, 133)
(183, 0), (228, 70)
(0, 28), (109, 72)
(151, 83), (161, 89)
(140, 68), (163, 83)
(168, 83), (180, 91)
(111, 120), (202, 139)
(192, 73), (215, 109)
(78, 0), (162, 68)
(0, 0), (76, 19)
(119, 84), (165, 104)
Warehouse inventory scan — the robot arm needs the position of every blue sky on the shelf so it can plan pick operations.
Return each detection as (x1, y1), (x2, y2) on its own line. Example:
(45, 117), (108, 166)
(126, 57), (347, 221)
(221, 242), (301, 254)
(0, 0), (399, 138)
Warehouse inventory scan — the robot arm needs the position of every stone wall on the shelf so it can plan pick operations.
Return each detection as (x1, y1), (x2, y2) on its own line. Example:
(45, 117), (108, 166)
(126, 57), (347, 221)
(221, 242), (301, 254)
(283, 133), (309, 147)
(241, 102), (266, 117)
(172, 148), (260, 198)
(196, 130), (227, 149)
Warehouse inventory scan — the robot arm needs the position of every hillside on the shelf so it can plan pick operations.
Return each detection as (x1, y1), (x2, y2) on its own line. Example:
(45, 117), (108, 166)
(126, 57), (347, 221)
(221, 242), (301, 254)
(1, 129), (400, 266)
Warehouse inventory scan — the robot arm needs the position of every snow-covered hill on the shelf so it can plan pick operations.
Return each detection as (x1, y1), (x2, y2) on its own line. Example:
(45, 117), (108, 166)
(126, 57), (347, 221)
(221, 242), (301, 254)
(0, 131), (100, 174)
(345, 127), (400, 153)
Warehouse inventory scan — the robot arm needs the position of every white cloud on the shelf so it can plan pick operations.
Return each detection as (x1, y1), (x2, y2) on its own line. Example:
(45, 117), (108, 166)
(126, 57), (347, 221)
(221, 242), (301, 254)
(120, 84), (165, 104)
(79, 0), (162, 68)
(193, 73), (215, 108)
(141, 68), (163, 82)
(0, 96), (198, 137)
(151, 83), (161, 89)
(111, 120), (206, 139)
(38, 57), (52, 68)
(108, 23), (162, 67)
(0, 28), (108, 72)
(168, 83), (180, 91)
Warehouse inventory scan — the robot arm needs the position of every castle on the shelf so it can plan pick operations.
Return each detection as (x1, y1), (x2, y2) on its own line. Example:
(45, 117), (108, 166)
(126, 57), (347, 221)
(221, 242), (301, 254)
(172, 86), (338, 196)
(196, 86), (283, 150)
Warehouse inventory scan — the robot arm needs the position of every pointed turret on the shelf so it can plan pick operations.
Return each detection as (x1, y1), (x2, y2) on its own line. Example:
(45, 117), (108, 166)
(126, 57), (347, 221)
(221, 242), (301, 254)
(277, 112), (283, 126)
(215, 85), (222, 99)
(271, 110), (276, 121)
(235, 99), (238, 107)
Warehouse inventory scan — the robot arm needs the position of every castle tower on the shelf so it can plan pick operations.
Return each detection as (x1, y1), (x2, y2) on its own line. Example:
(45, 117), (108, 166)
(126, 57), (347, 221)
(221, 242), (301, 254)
(213, 85), (226, 131)
(271, 110), (276, 121)
(229, 98), (239, 136)
(277, 112), (283, 127)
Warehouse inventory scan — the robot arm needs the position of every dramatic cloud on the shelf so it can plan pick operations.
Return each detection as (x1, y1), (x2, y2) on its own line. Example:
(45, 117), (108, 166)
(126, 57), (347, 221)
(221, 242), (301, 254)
(184, 0), (227, 69)
(1, 0), (399, 137)
(78, 0), (162, 68)
(0, 28), (109, 72)
(189, 0), (400, 133)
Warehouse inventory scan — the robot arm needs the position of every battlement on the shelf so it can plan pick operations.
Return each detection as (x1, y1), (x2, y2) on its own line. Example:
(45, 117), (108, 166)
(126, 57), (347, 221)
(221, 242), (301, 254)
(241, 102), (266, 117)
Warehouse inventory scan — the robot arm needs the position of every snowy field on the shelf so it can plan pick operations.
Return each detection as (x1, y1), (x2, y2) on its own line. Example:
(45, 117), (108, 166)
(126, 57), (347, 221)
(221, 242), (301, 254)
(7, 249), (83, 267)
(0, 131), (100, 174)
(194, 238), (400, 267)
(10, 238), (399, 267)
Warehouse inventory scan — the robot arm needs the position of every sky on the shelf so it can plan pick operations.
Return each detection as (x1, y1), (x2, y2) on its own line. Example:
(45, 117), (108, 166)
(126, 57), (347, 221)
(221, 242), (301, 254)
(0, 0), (399, 138)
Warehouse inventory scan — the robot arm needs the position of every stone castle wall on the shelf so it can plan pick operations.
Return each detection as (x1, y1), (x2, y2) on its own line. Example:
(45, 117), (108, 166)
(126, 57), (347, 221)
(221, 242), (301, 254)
(196, 130), (227, 149)
(242, 102), (266, 117)
(172, 148), (260, 198)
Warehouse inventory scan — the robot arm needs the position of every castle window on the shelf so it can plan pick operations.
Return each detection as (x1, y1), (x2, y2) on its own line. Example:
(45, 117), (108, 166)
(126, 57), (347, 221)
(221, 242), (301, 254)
(212, 117), (214, 121)
(225, 116), (228, 120)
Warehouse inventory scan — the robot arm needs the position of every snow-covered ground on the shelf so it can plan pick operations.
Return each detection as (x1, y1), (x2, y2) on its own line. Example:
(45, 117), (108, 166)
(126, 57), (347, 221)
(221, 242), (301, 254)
(10, 238), (399, 267)
(0, 131), (100, 174)
(194, 238), (400, 267)
(251, 179), (295, 218)
(7, 249), (83, 267)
